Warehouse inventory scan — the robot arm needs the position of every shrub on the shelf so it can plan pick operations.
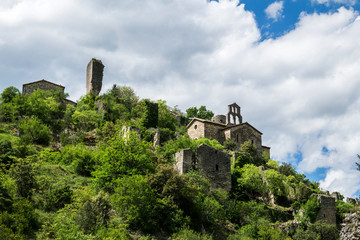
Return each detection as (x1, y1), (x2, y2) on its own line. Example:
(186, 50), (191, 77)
(19, 117), (51, 145)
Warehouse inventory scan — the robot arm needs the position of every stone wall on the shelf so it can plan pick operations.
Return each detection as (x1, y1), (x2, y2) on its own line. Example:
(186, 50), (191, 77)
(204, 122), (225, 143)
(174, 149), (194, 174)
(23, 79), (65, 95)
(187, 121), (205, 140)
(196, 144), (231, 191)
(86, 58), (104, 96)
(226, 123), (262, 152)
(316, 194), (336, 225)
(174, 144), (231, 191)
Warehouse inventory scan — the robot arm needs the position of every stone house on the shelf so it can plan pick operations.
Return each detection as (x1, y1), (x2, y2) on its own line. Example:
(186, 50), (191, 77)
(175, 144), (231, 191)
(187, 103), (270, 154)
(22, 79), (76, 106)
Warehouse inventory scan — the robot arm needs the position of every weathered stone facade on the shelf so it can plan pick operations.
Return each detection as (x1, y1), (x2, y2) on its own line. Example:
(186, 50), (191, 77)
(316, 194), (337, 225)
(187, 103), (270, 153)
(22, 79), (65, 95)
(86, 58), (104, 96)
(22, 79), (77, 106)
(175, 144), (231, 191)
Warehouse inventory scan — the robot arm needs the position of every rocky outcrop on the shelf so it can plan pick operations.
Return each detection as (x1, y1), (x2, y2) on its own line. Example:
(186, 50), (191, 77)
(340, 212), (360, 240)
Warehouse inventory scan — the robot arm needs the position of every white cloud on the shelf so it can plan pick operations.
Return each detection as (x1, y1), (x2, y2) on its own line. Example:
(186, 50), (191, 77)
(265, 1), (284, 21)
(1, 1), (360, 197)
(312, 0), (356, 6)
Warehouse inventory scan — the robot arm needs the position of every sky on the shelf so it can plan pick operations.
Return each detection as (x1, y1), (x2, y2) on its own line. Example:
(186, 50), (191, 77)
(1, 0), (360, 197)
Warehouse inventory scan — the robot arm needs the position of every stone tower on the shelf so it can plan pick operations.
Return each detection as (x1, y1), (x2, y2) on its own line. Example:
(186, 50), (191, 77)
(86, 58), (104, 96)
(226, 102), (242, 125)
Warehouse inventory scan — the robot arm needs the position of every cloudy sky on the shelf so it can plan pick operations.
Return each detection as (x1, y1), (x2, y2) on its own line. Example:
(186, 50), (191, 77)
(1, 0), (360, 197)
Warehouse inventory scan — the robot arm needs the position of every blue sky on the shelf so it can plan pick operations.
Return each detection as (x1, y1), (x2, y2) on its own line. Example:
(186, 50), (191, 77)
(1, 0), (360, 197)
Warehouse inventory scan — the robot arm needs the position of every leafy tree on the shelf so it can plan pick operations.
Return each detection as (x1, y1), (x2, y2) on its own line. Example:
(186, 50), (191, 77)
(293, 220), (338, 240)
(76, 192), (111, 234)
(235, 164), (267, 201)
(111, 175), (158, 232)
(19, 117), (51, 146)
(93, 131), (155, 191)
(0, 86), (20, 104)
(186, 106), (214, 120)
(224, 138), (237, 151)
(10, 160), (37, 198)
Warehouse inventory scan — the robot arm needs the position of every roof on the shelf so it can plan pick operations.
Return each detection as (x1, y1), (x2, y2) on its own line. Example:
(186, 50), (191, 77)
(23, 79), (65, 89)
(222, 122), (263, 135)
(186, 117), (227, 129)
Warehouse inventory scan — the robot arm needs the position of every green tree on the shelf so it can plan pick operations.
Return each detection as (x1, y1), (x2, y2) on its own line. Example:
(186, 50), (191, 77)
(93, 131), (155, 191)
(186, 106), (214, 120)
(111, 175), (158, 232)
(0, 86), (20, 104)
(10, 160), (37, 199)
(19, 117), (51, 146)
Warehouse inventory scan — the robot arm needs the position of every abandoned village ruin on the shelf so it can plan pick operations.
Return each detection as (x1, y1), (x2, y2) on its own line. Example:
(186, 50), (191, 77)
(20, 58), (341, 227)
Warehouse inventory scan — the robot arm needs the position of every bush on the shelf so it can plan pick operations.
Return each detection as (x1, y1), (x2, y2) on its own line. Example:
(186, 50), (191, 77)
(293, 220), (339, 240)
(19, 117), (51, 145)
(171, 228), (213, 240)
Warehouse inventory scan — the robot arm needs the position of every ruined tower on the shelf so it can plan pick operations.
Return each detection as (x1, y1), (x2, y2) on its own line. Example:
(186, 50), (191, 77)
(86, 58), (104, 96)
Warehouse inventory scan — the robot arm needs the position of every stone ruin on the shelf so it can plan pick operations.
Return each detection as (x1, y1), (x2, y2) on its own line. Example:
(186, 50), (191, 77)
(22, 79), (76, 106)
(175, 144), (231, 191)
(86, 58), (104, 96)
(316, 194), (337, 225)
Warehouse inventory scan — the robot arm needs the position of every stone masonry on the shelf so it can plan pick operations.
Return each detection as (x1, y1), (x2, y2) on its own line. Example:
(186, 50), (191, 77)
(22, 79), (65, 95)
(316, 194), (337, 225)
(86, 58), (104, 96)
(187, 103), (270, 154)
(175, 144), (231, 191)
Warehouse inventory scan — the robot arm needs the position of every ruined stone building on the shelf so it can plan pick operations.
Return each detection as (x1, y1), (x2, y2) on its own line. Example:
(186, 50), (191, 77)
(175, 144), (231, 191)
(187, 102), (270, 153)
(22, 79), (76, 106)
(86, 58), (104, 96)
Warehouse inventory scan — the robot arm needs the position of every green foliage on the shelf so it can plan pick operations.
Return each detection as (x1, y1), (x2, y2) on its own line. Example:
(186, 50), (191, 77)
(293, 220), (339, 240)
(10, 160), (37, 198)
(0, 137), (15, 168)
(0, 86), (20, 104)
(235, 164), (266, 201)
(111, 175), (158, 232)
(0, 183), (12, 211)
(0, 198), (39, 237)
(186, 106), (214, 120)
(279, 163), (296, 177)
(76, 192), (111, 234)
(302, 196), (321, 223)
(233, 141), (266, 168)
(224, 138), (238, 151)
(335, 200), (353, 222)
(42, 182), (72, 212)
(93, 131), (155, 191)
(171, 228), (213, 240)
(142, 99), (159, 128)
(19, 117), (51, 146)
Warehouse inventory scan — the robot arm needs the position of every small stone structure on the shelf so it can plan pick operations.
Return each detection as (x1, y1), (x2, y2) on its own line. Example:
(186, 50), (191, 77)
(175, 144), (231, 191)
(23, 79), (65, 95)
(22, 79), (76, 106)
(86, 58), (104, 96)
(187, 103), (270, 153)
(316, 194), (337, 225)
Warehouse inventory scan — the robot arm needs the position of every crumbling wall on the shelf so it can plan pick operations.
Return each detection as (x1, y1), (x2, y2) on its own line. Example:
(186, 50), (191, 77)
(316, 194), (336, 225)
(174, 144), (231, 191)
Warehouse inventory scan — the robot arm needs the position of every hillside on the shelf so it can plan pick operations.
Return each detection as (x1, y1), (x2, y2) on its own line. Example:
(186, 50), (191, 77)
(0, 85), (356, 240)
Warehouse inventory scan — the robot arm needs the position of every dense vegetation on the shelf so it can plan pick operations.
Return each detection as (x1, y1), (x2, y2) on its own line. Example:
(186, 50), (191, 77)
(0, 85), (354, 239)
